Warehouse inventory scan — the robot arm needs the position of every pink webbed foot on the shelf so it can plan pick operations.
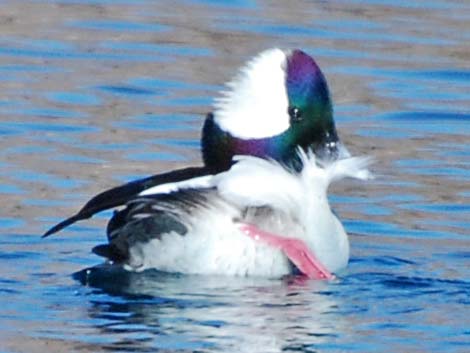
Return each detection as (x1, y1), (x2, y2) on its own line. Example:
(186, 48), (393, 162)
(239, 223), (335, 280)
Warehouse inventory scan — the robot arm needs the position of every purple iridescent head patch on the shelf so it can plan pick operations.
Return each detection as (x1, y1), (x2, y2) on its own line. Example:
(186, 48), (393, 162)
(285, 50), (330, 106)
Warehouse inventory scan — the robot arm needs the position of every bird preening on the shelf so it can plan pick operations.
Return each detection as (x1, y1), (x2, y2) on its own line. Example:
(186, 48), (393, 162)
(43, 48), (372, 279)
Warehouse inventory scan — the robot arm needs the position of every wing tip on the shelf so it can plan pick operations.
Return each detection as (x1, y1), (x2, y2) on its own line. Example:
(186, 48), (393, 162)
(41, 213), (84, 238)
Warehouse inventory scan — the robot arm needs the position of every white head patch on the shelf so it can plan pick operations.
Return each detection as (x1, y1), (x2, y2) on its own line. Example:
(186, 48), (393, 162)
(213, 48), (290, 139)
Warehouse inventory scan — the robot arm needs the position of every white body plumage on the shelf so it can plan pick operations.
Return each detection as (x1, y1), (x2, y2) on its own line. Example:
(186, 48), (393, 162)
(124, 152), (372, 278)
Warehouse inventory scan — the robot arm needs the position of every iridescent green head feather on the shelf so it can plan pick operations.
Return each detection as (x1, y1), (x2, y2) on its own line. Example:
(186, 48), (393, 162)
(202, 48), (347, 171)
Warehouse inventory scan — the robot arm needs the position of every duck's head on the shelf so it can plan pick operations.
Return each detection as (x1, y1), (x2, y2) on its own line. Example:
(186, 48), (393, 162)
(202, 48), (349, 172)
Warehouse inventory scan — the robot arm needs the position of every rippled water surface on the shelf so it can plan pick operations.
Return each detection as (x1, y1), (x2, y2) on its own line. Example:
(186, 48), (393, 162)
(1, 0), (469, 352)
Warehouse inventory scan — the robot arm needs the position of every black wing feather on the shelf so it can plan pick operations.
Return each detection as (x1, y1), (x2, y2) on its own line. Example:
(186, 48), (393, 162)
(42, 166), (211, 237)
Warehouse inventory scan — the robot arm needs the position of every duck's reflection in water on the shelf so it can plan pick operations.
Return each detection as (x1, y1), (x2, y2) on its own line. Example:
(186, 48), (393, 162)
(76, 265), (347, 352)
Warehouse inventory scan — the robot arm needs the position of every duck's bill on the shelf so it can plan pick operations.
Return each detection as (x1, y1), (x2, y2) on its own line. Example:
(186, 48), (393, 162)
(314, 136), (350, 161)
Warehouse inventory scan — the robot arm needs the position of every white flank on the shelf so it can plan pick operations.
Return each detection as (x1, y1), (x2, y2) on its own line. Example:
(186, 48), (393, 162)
(213, 48), (290, 139)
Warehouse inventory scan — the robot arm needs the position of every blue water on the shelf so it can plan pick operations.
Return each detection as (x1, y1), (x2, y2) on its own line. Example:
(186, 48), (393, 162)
(0, 0), (469, 352)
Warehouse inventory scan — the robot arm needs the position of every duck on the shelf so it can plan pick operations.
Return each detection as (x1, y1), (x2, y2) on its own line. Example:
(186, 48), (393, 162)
(43, 48), (357, 278)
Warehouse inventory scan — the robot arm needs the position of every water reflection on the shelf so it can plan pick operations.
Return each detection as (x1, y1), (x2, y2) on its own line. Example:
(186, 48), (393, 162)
(76, 267), (345, 352)
(68, 263), (470, 352)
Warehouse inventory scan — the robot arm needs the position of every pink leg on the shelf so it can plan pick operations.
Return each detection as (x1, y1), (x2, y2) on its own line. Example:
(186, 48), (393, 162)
(239, 223), (335, 280)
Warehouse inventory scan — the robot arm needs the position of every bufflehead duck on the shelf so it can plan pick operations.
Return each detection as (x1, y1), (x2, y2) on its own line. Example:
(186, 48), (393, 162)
(43, 48), (359, 278)
(43, 48), (348, 239)
(97, 150), (371, 279)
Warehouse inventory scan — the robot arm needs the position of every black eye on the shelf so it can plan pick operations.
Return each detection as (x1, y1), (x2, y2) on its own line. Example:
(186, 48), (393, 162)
(288, 106), (303, 123)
